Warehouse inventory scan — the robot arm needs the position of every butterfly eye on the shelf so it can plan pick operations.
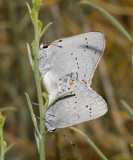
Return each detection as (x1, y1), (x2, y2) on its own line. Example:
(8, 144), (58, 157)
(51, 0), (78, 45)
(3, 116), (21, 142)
(42, 44), (48, 49)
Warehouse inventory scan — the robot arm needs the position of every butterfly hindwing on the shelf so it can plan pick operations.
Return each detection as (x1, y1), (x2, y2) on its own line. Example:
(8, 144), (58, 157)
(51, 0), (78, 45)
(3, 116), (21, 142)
(45, 78), (107, 130)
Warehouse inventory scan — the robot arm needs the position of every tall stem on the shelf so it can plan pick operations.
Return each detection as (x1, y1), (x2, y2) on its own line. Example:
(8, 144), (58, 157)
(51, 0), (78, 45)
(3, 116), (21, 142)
(34, 8), (45, 160)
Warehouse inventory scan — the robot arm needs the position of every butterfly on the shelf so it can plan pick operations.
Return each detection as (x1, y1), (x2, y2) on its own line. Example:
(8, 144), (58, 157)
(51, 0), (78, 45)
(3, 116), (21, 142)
(39, 32), (108, 132)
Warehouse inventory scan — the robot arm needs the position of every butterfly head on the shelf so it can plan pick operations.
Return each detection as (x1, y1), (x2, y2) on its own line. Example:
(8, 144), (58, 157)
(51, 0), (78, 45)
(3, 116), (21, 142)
(40, 43), (48, 50)
(39, 43), (51, 74)
(45, 111), (56, 132)
(39, 43), (48, 56)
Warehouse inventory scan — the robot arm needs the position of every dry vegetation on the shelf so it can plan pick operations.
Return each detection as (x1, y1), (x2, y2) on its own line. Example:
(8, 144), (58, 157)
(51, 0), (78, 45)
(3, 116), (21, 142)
(0, 0), (133, 159)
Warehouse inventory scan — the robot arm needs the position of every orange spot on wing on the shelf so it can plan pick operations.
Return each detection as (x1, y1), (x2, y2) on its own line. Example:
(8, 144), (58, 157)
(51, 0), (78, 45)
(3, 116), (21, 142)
(82, 79), (87, 84)
(69, 80), (74, 85)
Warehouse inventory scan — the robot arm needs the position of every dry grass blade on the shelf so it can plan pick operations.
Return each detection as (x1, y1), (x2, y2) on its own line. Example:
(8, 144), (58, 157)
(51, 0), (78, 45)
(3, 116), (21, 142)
(70, 127), (108, 160)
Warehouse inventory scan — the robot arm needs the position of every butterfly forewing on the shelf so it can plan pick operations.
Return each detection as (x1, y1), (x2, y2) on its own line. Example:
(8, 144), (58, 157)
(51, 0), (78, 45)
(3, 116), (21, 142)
(47, 32), (105, 86)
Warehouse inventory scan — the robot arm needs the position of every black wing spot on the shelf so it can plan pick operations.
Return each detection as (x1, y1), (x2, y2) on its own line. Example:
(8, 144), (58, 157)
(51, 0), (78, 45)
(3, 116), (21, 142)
(84, 50), (86, 52)
(86, 45), (89, 48)
(76, 72), (78, 80)
(68, 88), (70, 90)
(86, 105), (88, 108)
(89, 108), (92, 110)
(59, 39), (62, 42)
(74, 107), (76, 109)
(75, 57), (77, 60)
(78, 67), (80, 69)
(71, 53), (73, 55)
(95, 51), (96, 54)
(77, 63), (79, 65)
(75, 101), (77, 104)
(86, 64), (87, 66)
(85, 38), (87, 40)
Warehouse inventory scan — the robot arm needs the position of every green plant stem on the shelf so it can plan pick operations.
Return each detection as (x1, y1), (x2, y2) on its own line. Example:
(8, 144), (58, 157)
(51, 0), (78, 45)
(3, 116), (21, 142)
(33, 8), (45, 160)
(70, 127), (108, 160)
(0, 113), (6, 160)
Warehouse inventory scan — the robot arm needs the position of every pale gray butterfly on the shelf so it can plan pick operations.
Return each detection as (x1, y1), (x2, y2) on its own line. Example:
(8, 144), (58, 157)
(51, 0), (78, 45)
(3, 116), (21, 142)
(39, 32), (108, 132)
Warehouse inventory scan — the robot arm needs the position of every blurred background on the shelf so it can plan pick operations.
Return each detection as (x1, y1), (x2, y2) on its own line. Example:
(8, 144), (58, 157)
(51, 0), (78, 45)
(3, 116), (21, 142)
(0, 0), (133, 159)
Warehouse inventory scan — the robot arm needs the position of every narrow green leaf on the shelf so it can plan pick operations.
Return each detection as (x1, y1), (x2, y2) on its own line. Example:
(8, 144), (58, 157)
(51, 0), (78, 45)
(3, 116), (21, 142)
(120, 100), (133, 119)
(25, 2), (33, 23)
(31, 8), (36, 25)
(25, 2), (31, 15)
(40, 22), (53, 38)
(34, 132), (40, 153)
(70, 127), (108, 160)
(25, 92), (41, 139)
(27, 43), (34, 69)
(81, 0), (133, 43)
(5, 143), (14, 154)
(0, 107), (16, 112)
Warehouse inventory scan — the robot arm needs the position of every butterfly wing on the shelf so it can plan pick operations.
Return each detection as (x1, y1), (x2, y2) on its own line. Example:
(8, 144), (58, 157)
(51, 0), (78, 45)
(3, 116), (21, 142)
(46, 32), (105, 86)
(45, 78), (107, 130)
(39, 32), (107, 131)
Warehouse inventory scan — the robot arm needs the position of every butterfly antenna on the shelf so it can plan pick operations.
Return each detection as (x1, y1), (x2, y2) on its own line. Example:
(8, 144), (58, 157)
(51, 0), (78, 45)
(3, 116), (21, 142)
(45, 130), (49, 134)
(41, 35), (47, 45)
(52, 43), (62, 48)
(57, 129), (75, 147)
